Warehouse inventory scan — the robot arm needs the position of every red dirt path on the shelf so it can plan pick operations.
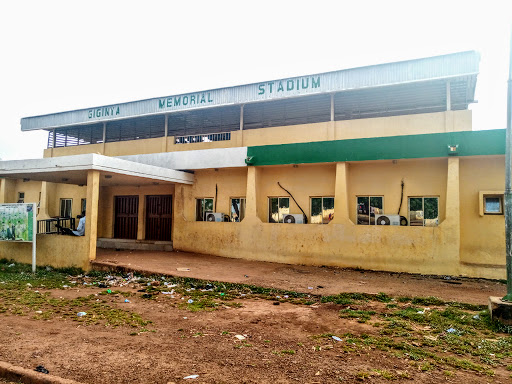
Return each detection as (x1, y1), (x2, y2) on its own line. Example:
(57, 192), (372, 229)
(93, 249), (506, 305)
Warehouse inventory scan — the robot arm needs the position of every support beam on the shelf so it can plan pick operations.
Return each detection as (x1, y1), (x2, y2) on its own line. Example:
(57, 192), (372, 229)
(446, 81), (451, 111)
(0, 179), (15, 204)
(101, 122), (107, 155)
(330, 93), (335, 121)
(37, 181), (51, 219)
(85, 170), (100, 261)
(331, 162), (350, 224)
(164, 115), (169, 152)
(240, 105), (244, 130)
(244, 166), (261, 223)
(51, 129), (56, 157)
(444, 157), (461, 272)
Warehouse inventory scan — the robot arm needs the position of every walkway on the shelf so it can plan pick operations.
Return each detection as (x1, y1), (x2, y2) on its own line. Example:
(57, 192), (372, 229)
(92, 249), (505, 305)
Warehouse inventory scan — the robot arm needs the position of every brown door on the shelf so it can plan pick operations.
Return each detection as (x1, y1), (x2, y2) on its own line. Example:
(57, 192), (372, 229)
(145, 195), (172, 241)
(114, 196), (139, 239)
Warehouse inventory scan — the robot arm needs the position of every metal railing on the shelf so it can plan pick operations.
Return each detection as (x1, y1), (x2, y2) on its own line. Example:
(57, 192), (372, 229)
(37, 218), (75, 234)
(175, 132), (231, 144)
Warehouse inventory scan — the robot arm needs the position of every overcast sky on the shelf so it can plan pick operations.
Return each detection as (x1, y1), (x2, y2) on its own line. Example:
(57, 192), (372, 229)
(0, 1), (511, 160)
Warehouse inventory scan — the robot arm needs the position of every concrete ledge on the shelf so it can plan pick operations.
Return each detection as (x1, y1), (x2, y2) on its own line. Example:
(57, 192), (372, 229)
(0, 361), (83, 384)
(97, 238), (173, 252)
(488, 296), (512, 326)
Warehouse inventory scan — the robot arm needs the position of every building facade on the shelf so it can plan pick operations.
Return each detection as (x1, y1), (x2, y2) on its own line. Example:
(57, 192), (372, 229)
(0, 51), (507, 279)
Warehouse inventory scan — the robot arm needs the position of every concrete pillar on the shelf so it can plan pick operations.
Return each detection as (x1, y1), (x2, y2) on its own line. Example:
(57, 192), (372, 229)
(137, 195), (145, 240)
(244, 166), (262, 223)
(173, 184), (190, 223)
(37, 181), (51, 219)
(85, 170), (100, 261)
(331, 162), (351, 224)
(445, 157), (460, 227)
(0, 178), (15, 204)
(0, 179), (6, 204)
(443, 157), (461, 270)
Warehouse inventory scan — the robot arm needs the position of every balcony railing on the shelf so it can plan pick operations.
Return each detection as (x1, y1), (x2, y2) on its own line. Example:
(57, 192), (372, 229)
(175, 132), (231, 144)
(37, 218), (75, 235)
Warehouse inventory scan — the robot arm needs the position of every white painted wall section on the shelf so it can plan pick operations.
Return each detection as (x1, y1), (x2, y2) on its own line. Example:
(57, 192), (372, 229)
(119, 147), (248, 170)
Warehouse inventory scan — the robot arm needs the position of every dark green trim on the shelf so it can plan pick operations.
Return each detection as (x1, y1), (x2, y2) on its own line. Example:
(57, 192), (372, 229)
(246, 129), (506, 166)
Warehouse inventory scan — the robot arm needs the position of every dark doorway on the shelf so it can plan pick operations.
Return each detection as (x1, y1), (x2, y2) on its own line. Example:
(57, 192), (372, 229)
(114, 195), (139, 239)
(145, 195), (172, 241)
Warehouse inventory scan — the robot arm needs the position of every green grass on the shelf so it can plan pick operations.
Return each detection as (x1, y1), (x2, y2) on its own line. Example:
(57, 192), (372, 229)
(0, 259), (151, 331)
(339, 309), (376, 323)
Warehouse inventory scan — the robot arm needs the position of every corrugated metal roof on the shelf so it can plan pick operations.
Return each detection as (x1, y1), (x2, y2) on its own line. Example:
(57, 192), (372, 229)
(21, 51), (479, 131)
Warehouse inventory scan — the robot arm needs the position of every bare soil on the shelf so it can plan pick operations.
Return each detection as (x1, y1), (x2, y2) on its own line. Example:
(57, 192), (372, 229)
(0, 292), (504, 384)
(94, 249), (506, 305)
(0, 252), (510, 383)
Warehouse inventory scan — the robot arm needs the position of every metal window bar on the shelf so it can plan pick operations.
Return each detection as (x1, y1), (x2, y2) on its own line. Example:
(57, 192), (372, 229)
(175, 132), (231, 144)
(37, 218), (76, 234)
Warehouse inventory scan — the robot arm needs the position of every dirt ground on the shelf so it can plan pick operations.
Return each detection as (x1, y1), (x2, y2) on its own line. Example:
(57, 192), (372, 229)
(0, 254), (510, 383)
(1, 287), (509, 384)
(94, 249), (506, 305)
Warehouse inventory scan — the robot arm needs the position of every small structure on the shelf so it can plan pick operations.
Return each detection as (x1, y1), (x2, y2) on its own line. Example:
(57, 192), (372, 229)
(0, 51), (506, 279)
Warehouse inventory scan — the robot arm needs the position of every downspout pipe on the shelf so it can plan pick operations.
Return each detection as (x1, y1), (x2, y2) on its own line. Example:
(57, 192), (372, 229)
(504, 28), (512, 301)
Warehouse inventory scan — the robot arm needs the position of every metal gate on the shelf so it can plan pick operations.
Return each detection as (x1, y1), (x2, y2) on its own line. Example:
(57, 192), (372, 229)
(114, 195), (139, 239)
(145, 195), (172, 241)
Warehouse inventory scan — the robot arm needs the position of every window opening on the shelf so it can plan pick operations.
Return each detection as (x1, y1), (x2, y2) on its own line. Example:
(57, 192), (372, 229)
(196, 198), (214, 221)
(357, 196), (383, 225)
(230, 198), (246, 222)
(408, 197), (439, 226)
(311, 197), (334, 224)
(484, 195), (503, 215)
(17, 192), (25, 204)
(60, 199), (72, 218)
(268, 197), (290, 223)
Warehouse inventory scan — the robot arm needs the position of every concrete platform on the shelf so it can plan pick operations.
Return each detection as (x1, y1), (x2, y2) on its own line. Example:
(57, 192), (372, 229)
(96, 238), (172, 252)
(489, 296), (512, 326)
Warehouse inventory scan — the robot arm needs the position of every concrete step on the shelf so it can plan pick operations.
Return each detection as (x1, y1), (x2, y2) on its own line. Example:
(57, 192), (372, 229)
(97, 238), (173, 251)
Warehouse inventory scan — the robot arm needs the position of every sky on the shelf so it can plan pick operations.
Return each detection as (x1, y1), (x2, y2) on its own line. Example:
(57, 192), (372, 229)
(0, 0), (511, 160)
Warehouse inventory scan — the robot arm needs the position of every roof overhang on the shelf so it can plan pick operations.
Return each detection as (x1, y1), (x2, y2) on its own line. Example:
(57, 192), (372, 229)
(20, 51), (479, 131)
(0, 154), (194, 186)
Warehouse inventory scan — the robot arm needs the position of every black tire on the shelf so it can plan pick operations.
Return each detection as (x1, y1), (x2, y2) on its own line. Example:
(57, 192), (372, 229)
(206, 214), (215, 222)
(399, 216), (408, 226)
(376, 216), (390, 225)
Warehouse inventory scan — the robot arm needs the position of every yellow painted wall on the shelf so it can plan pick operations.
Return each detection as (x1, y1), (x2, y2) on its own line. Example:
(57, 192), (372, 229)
(172, 157), (505, 280)
(46, 111), (471, 158)
(347, 159), (447, 223)
(181, 168), (248, 221)
(1, 153), (507, 279)
(11, 180), (40, 205)
(0, 235), (89, 270)
(43, 143), (104, 158)
(255, 164), (336, 221)
(98, 184), (175, 239)
(42, 183), (87, 218)
(8, 109), (508, 279)
(459, 156), (505, 276)
(104, 138), (165, 157)
(334, 110), (471, 140)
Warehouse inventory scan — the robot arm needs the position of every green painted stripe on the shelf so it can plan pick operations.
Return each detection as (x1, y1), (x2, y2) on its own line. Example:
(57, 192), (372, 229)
(246, 129), (506, 166)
